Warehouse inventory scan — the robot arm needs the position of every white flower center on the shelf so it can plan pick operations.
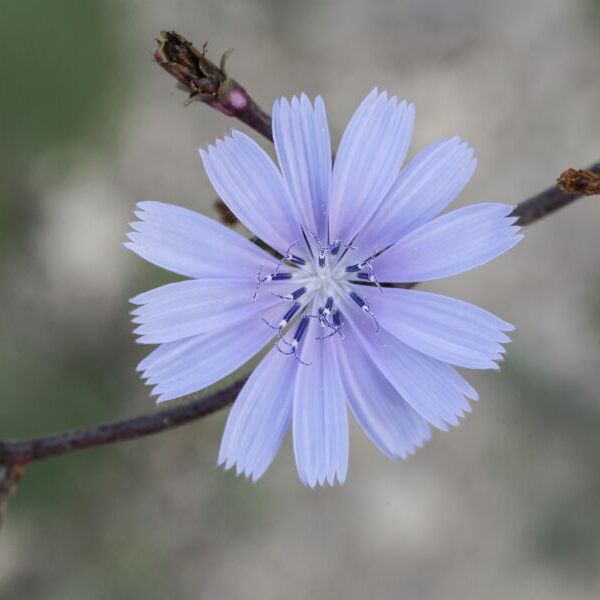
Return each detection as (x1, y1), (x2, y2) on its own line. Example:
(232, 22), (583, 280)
(252, 237), (380, 364)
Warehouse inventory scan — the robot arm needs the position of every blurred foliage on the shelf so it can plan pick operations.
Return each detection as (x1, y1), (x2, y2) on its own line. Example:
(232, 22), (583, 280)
(0, 0), (121, 153)
(586, 0), (600, 19)
(0, 0), (124, 249)
(0, 0), (130, 550)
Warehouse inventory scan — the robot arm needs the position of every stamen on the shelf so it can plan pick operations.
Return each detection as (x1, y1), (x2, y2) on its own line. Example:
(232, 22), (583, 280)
(252, 268), (294, 301)
(329, 239), (356, 256)
(271, 286), (307, 301)
(251, 241), (299, 301)
(281, 242), (308, 266)
(282, 302), (301, 324)
(280, 241), (297, 262)
(350, 291), (379, 333)
(309, 297), (344, 340)
(277, 316), (311, 365)
(309, 233), (355, 267)
(317, 326), (343, 340)
(271, 272), (293, 281)
(316, 307), (344, 340)
(355, 270), (381, 288)
(252, 265), (267, 302)
(345, 250), (382, 292)
(262, 302), (301, 340)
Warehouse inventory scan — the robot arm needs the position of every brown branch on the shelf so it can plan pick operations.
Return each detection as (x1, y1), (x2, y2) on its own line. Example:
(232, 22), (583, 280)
(0, 380), (246, 521)
(0, 30), (597, 522)
(0, 379), (245, 467)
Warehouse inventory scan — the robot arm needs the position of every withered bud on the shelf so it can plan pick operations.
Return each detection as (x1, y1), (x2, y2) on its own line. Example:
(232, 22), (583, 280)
(556, 168), (600, 196)
(154, 31), (272, 140)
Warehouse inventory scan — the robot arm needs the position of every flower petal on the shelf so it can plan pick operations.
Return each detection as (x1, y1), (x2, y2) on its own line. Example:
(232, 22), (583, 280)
(200, 131), (303, 255)
(139, 302), (284, 403)
(218, 346), (299, 481)
(374, 203), (523, 282)
(292, 321), (349, 486)
(125, 201), (272, 279)
(328, 88), (415, 243)
(272, 94), (331, 240)
(357, 137), (477, 254)
(334, 328), (431, 460)
(343, 302), (477, 431)
(359, 287), (513, 369)
(130, 278), (288, 344)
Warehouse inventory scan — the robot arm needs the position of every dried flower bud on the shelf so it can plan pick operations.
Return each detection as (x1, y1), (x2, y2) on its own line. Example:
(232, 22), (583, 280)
(154, 31), (272, 140)
(557, 168), (600, 196)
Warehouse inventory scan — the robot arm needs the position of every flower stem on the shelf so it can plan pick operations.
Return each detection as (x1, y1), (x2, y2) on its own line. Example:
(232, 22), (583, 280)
(0, 379), (245, 466)
(0, 379), (245, 522)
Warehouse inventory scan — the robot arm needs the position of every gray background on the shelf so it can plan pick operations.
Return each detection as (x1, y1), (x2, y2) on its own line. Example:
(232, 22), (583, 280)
(1, 0), (599, 598)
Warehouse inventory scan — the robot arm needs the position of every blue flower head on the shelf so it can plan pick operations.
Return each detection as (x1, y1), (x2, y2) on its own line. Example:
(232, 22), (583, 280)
(126, 89), (522, 487)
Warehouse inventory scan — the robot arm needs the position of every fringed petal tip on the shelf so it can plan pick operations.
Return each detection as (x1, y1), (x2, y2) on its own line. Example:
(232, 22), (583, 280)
(298, 471), (347, 488)
(375, 202), (525, 284)
(430, 401), (474, 433)
(328, 88), (416, 242)
(272, 92), (325, 113)
(216, 455), (272, 484)
(199, 126), (302, 254)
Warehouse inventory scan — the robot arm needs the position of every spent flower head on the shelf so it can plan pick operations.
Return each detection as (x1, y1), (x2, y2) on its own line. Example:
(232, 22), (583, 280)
(126, 88), (522, 486)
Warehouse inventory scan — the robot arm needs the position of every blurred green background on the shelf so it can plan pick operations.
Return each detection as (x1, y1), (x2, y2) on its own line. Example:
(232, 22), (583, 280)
(1, 0), (599, 598)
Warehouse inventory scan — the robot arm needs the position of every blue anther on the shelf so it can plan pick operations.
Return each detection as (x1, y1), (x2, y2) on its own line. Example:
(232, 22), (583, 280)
(290, 255), (306, 265)
(271, 272), (293, 281)
(282, 302), (301, 323)
(291, 287), (306, 300)
(350, 291), (365, 308)
(271, 286), (306, 301)
(276, 316), (312, 365)
(262, 302), (300, 332)
(294, 319), (308, 342)
(311, 232), (355, 268)
(346, 250), (382, 292)
(349, 291), (379, 332)
(324, 297), (334, 312)
(294, 316), (310, 342)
